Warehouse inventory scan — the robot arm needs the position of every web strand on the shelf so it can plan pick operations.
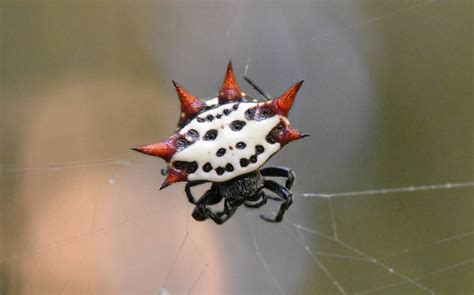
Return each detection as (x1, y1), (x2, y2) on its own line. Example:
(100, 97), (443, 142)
(1, 156), (472, 294)
(0, 159), (131, 175)
(296, 181), (474, 199)
(247, 214), (286, 295)
(310, 0), (439, 44)
(355, 259), (474, 294)
(291, 224), (347, 294)
(285, 221), (436, 294)
(187, 264), (208, 295)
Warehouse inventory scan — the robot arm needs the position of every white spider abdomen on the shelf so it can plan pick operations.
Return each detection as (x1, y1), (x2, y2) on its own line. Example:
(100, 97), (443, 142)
(173, 102), (282, 182)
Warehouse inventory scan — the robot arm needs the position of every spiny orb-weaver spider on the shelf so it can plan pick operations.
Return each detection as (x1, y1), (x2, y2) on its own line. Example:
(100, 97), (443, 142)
(132, 61), (308, 224)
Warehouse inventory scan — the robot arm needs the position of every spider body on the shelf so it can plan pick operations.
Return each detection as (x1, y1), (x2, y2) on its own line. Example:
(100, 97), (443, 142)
(132, 62), (307, 224)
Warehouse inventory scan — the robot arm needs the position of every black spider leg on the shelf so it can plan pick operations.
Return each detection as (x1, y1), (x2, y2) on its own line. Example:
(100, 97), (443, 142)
(191, 189), (224, 222)
(186, 181), (230, 224)
(203, 199), (239, 225)
(244, 189), (267, 208)
(189, 183), (237, 224)
(260, 166), (295, 190)
(260, 180), (293, 223)
(185, 180), (208, 204)
(243, 76), (271, 101)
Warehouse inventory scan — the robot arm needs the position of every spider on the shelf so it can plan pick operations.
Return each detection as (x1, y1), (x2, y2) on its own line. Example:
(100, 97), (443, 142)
(132, 61), (308, 224)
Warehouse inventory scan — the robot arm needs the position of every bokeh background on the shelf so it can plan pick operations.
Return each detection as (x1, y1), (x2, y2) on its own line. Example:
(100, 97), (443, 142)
(1, 1), (472, 294)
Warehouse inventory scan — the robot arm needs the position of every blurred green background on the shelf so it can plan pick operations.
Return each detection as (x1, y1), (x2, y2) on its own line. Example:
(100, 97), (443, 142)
(1, 1), (472, 294)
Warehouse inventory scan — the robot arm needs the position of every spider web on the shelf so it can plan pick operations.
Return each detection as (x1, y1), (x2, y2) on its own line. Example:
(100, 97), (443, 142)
(1, 160), (472, 294)
(1, 0), (473, 294)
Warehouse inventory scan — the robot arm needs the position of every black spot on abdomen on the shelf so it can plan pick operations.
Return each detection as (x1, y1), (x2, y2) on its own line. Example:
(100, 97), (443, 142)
(249, 156), (257, 163)
(266, 134), (276, 144)
(216, 167), (225, 175)
(203, 129), (218, 141)
(187, 129), (199, 139)
(236, 142), (247, 149)
(230, 120), (246, 131)
(216, 148), (226, 157)
(255, 145), (264, 154)
(245, 108), (256, 120)
(225, 163), (234, 172)
(240, 158), (249, 167)
(173, 161), (198, 174)
(203, 163), (213, 172)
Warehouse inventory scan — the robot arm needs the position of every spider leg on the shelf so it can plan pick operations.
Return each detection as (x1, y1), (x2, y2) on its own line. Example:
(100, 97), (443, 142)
(244, 191), (268, 208)
(203, 200), (238, 225)
(260, 166), (295, 190)
(185, 180), (208, 204)
(243, 76), (271, 101)
(260, 180), (293, 223)
(191, 189), (223, 221)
